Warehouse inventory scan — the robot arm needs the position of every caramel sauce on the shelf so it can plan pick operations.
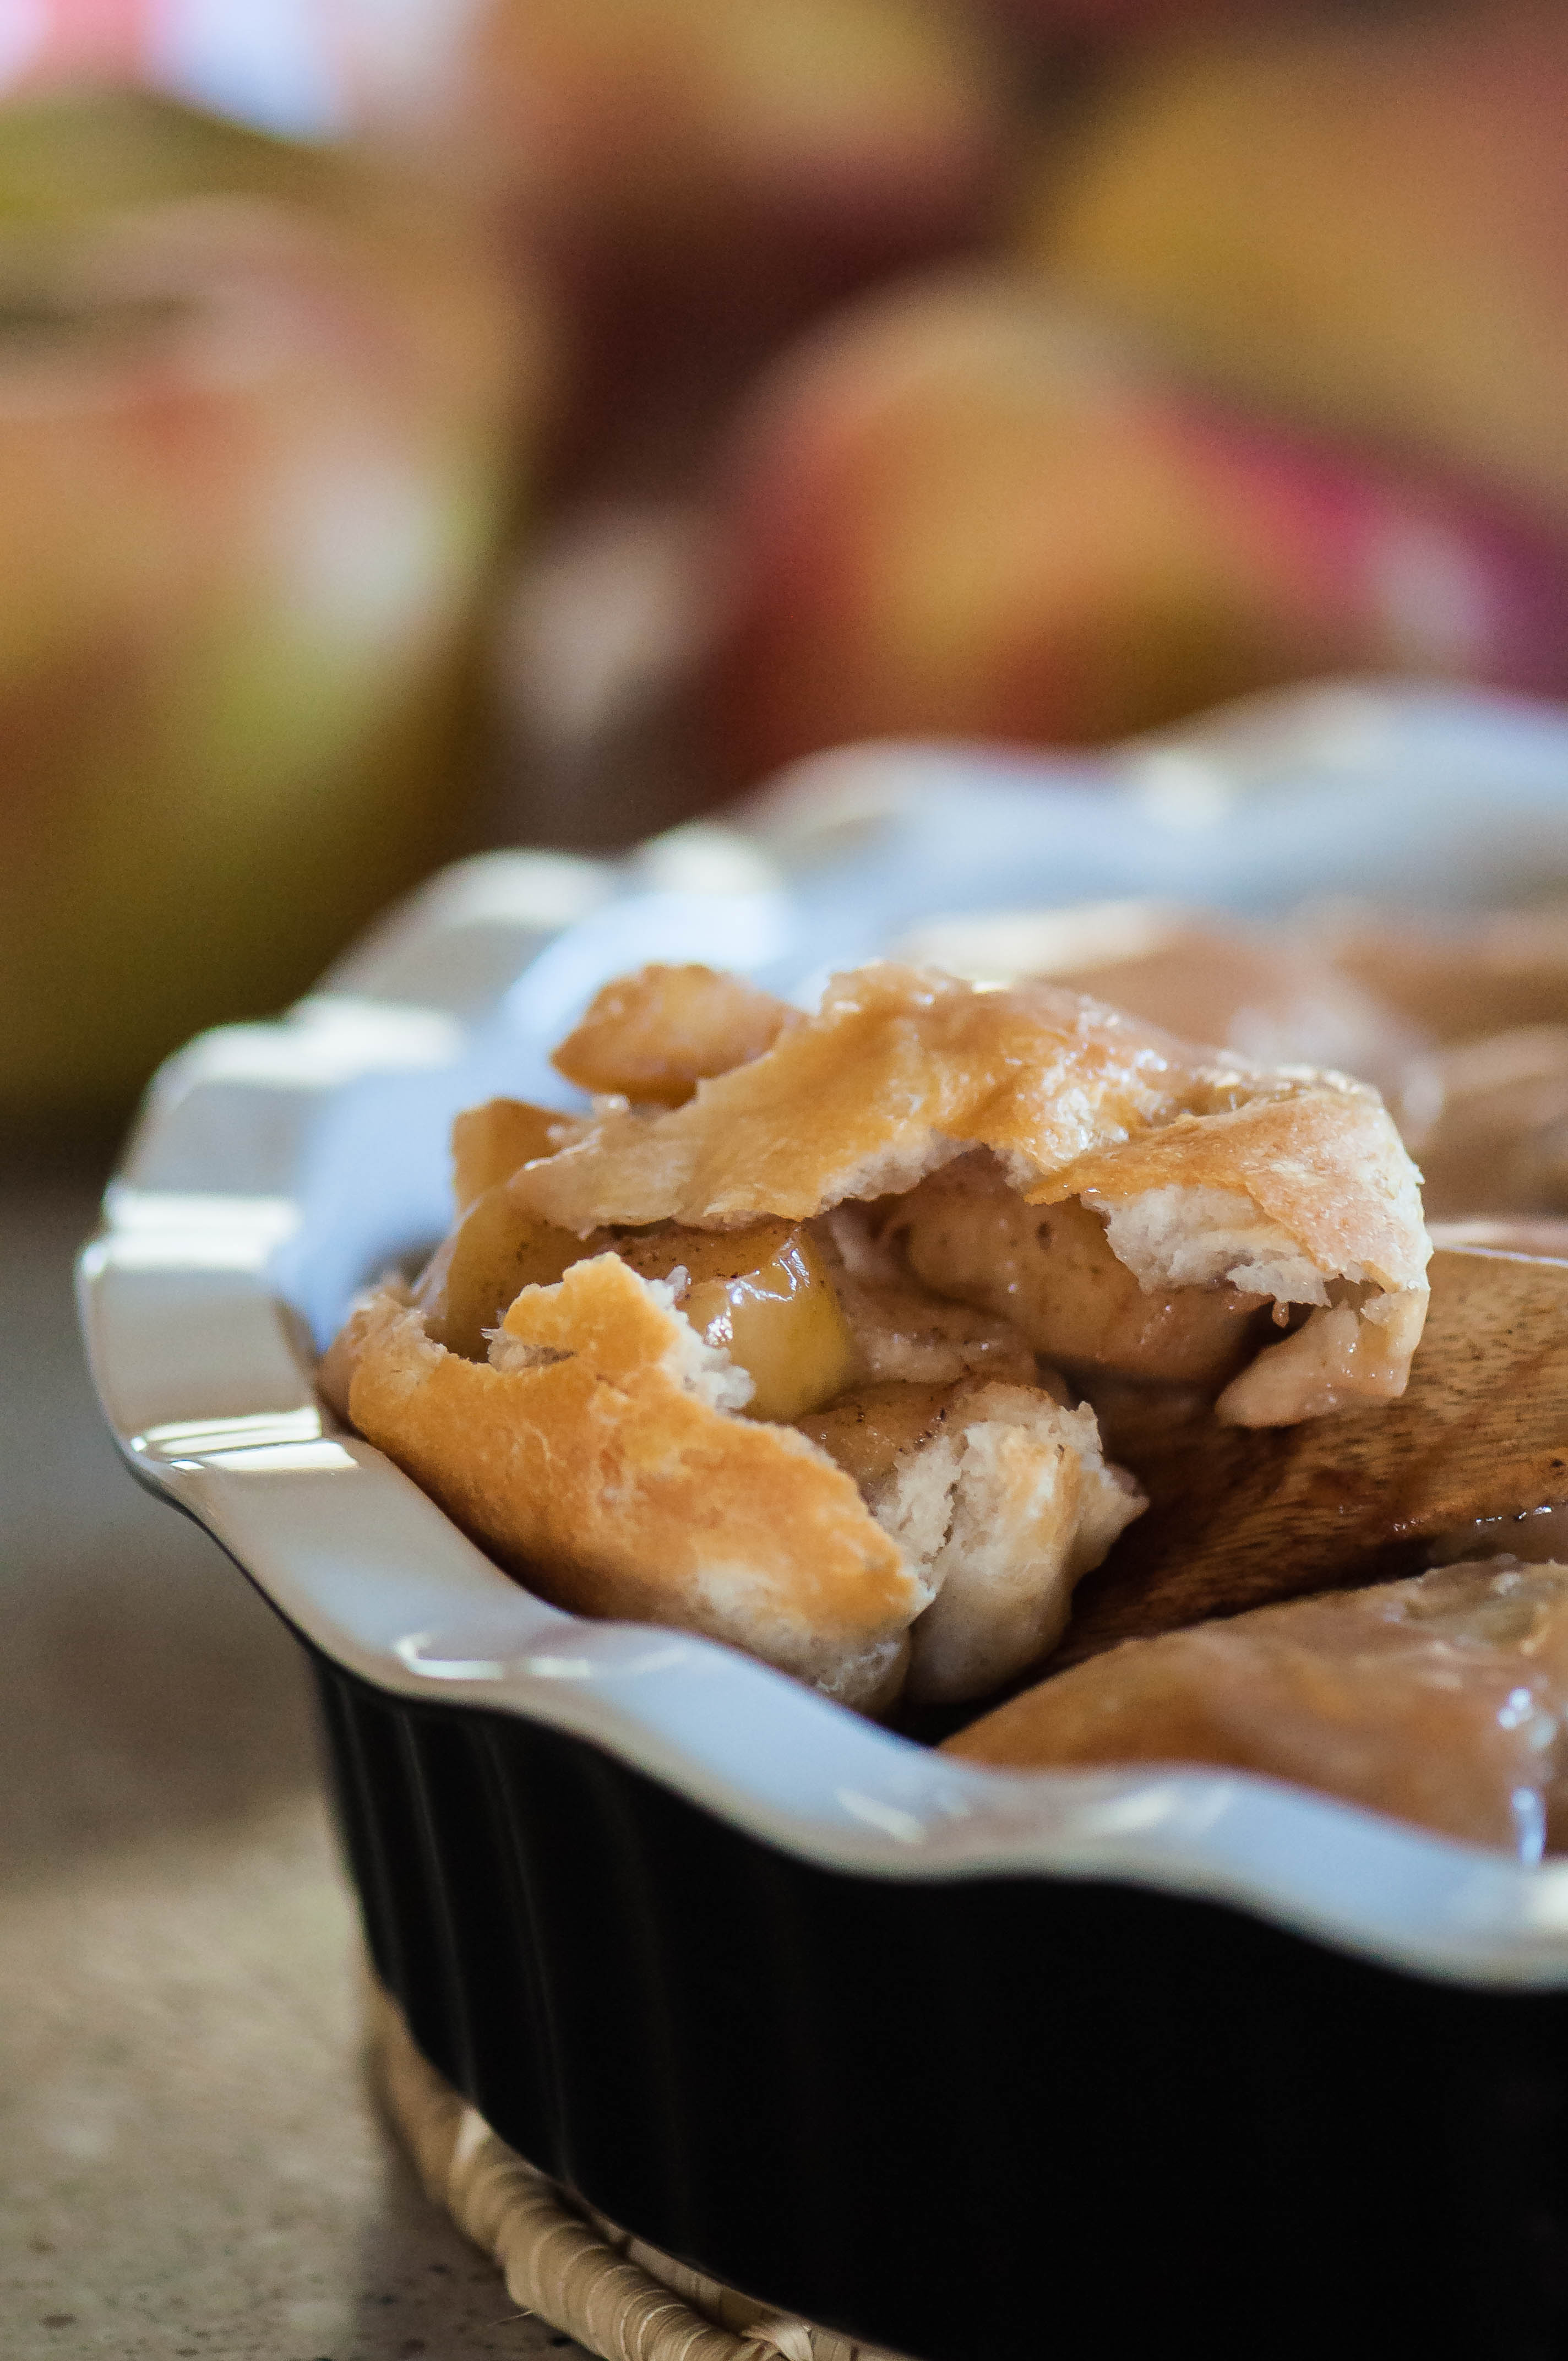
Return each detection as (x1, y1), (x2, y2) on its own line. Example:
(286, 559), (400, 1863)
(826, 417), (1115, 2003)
(413, 1185), (583, 1361)
(611, 1218), (858, 1421)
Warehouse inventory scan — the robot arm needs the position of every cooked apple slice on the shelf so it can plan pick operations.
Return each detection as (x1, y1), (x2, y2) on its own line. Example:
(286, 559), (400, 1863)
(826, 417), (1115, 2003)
(414, 1189), (586, 1362)
(948, 1555), (1568, 1858)
(611, 1216), (857, 1421)
(1059, 1245), (1568, 1666)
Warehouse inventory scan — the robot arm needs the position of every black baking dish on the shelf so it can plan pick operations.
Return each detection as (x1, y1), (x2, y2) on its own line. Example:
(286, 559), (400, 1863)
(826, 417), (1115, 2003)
(79, 710), (1568, 2360)
(317, 1653), (1568, 2359)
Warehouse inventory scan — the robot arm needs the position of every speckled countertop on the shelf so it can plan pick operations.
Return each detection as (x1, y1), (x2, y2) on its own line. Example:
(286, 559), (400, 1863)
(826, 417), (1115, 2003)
(1, 1157), (587, 2361)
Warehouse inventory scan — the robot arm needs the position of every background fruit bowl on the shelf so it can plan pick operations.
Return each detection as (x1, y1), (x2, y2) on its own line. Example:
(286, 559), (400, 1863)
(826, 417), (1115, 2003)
(11, 2), (1568, 1145)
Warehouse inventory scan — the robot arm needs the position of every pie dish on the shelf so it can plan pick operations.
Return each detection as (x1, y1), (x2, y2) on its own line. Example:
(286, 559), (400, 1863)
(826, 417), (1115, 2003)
(78, 686), (1568, 2359)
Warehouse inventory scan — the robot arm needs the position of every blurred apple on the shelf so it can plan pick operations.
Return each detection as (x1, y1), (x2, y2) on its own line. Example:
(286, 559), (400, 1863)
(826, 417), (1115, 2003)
(1033, 1), (1568, 523)
(983, 1), (1243, 34)
(421, 0), (1009, 487)
(0, 90), (540, 1130)
(701, 275), (1568, 789)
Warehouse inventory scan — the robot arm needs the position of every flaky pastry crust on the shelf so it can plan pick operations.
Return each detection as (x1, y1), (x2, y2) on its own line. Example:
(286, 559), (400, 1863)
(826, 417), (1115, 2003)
(552, 964), (796, 1107)
(335, 1253), (923, 1707)
(326, 955), (1433, 1720)
(513, 962), (1430, 1424)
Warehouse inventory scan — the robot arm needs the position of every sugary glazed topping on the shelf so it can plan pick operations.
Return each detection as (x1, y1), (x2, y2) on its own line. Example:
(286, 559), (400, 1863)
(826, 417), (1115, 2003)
(552, 964), (794, 1107)
(516, 960), (1431, 1427)
(948, 1557), (1568, 1859)
(322, 955), (1433, 1718)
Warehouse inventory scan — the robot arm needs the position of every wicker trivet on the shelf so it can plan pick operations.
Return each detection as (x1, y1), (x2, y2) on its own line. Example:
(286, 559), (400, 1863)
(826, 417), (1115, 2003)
(368, 1978), (906, 2361)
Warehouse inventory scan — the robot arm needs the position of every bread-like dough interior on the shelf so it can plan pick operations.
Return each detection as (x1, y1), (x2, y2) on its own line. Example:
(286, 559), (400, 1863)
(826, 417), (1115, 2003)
(359, 1162), (1148, 1708)
(329, 958), (1435, 1710)
(520, 963), (1431, 1427)
(797, 1376), (1143, 1705)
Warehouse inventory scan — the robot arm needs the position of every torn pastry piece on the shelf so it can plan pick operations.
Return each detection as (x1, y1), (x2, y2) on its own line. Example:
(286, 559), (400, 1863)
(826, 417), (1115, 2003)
(1315, 902), (1568, 1046)
(332, 1209), (1144, 1709)
(514, 961), (1431, 1427)
(897, 899), (1422, 1091)
(946, 1558), (1568, 1861)
(798, 1380), (1142, 1704)
(552, 962), (796, 1107)
(451, 1097), (589, 1212)
(1034, 1089), (1431, 1426)
(337, 1255), (920, 1710)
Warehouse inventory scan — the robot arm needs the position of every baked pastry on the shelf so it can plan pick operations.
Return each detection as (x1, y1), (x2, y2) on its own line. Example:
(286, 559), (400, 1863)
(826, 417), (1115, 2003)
(905, 895), (1568, 1222)
(946, 1556), (1568, 1859)
(1052, 1241), (1568, 1663)
(515, 961), (1430, 1424)
(1401, 1027), (1568, 1217)
(323, 959), (1430, 1712)
(897, 900), (1419, 1091)
(1315, 901), (1568, 1046)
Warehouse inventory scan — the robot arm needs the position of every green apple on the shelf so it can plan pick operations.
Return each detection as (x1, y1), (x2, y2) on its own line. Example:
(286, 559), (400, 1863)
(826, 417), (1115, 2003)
(0, 90), (540, 1131)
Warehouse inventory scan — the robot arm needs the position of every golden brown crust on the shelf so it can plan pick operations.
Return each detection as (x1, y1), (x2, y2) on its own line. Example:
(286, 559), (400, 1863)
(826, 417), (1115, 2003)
(1319, 905), (1568, 1046)
(518, 963), (1418, 1265)
(944, 1558), (1568, 1855)
(451, 1099), (586, 1212)
(551, 964), (796, 1106)
(514, 962), (1429, 1424)
(1035, 1091), (1429, 1294)
(518, 963), (1203, 1231)
(899, 901), (1416, 1085)
(339, 1255), (922, 1700)
(1402, 1027), (1568, 1220)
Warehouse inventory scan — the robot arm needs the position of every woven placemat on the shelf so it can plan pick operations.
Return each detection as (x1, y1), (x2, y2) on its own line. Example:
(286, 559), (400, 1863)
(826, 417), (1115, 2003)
(367, 1977), (907, 2361)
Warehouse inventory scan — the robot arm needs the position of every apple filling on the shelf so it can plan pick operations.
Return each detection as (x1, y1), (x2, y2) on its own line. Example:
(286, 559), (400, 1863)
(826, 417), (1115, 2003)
(413, 1188), (585, 1362)
(873, 1151), (1276, 1388)
(332, 958), (1434, 1717)
(395, 1159), (1146, 1705)
(412, 1183), (1045, 1428)
(607, 1217), (858, 1423)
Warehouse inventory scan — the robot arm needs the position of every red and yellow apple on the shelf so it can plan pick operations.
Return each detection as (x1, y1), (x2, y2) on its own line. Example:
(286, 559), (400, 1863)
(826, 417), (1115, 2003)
(983, 1), (1248, 36)
(1034, 0), (1568, 523)
(700, 274), (1568, 790)
(0, 91), (541, 1128)
(414, 0), (1008, 479)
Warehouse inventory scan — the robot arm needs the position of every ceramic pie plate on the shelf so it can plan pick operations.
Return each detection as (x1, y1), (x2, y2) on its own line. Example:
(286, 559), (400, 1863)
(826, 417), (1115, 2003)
(80, 686), (1568, 2358)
